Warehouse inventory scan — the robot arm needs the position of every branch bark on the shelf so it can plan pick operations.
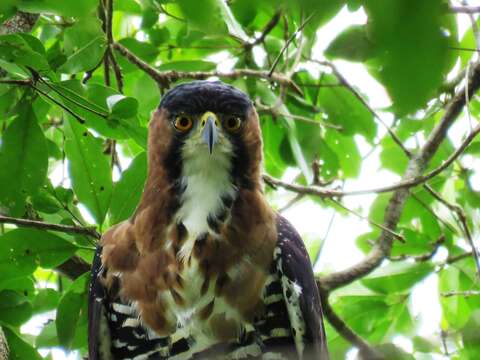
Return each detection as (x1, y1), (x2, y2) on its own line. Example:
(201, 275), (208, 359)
(112, 42), (303, 94)
(449, 5), (480, 13)
(319, 59), (480, 292)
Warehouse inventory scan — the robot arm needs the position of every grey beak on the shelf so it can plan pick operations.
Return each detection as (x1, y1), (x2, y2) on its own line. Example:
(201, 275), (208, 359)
(201, 115), (218, 154)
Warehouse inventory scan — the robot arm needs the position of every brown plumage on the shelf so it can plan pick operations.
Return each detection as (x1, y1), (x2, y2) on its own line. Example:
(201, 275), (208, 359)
(89, 80), (328, 360)
(101, 88), (276, 336)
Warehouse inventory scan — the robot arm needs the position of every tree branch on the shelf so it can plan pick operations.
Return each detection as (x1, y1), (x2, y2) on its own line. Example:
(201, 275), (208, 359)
(264, 124), (480, 199)
(56, 255), (91, 279)
(245, 10), (282, 49)
(0, 215), (101, 239)
(318, 59), (480, 292)
(441, 290), (480, 297)
(449, 5), (480, 13)
(112, 42), (303, 94)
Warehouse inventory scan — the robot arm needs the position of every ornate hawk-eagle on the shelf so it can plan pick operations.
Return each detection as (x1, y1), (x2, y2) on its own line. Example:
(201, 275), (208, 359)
(88, 80), (329, 359)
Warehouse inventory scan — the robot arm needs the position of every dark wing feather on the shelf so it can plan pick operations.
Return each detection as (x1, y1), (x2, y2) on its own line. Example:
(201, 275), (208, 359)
(88, 246), (111, 360)
(275, 215), (329, 360)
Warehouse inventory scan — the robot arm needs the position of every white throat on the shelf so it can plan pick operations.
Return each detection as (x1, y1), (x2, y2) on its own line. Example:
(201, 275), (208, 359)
(175, 146), (236, 257)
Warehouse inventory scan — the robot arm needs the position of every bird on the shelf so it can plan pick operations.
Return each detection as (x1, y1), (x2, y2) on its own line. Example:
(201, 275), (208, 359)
(88, 80), (329, 360)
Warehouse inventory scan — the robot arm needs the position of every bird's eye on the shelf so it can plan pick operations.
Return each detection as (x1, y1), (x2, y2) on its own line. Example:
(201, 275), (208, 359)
(223, 116), (242, 132)
(174, 115), (193, 132)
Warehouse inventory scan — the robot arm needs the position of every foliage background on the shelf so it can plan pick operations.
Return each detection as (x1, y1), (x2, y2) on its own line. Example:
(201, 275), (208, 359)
(0, 0), (479, 359)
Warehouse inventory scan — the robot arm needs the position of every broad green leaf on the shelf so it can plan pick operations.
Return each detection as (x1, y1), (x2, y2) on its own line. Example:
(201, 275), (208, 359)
(56, 273), (89, 350)
(36, 321), (59, 348)
(374, 343), (415, 360)
(461, 310), (480, 358)
(261, 116), (288, 177)
(0, 33), (50, 73)
(0, 101), (48, 216)
(0, 276), (34, 298)
(257, 83), (312, 181)
(109, 152), (147, 225)
(0, 229), (78, 281)
(326, 25), (376, 62)
(361, 262), (433, 294)
(380, 136), (409, 175)
(0, 1), (18, 24)
(439, 266), (473, 329)
(2, 326), (42, 360)
(106, 95), (139, 119)
(391, 228), (435, 257)
(64, 117), (113, 225)
(59, 18), (106, 74)
(32, 288), (61, 313)
(177, 0), (227, 35)
(364, 0), (450, 115)
(0, 290), (32, 326)
(324, 131), (361, 178)
(317, 74), (377, 142)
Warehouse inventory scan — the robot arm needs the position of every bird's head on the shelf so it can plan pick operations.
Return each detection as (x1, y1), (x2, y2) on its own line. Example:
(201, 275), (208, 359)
(148, 80), (263, 189)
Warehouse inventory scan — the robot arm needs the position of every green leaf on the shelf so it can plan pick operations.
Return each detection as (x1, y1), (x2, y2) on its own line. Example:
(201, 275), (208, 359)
(0, 229), (78, 281)
(0, 33), (50, 73)
(58, 18), (106, 73)
(325, 25), (376, 61)
(32, 288), (61, 313)
(375, 343), (415, 360)
(361, 262), (433, 294)
(2, 327), (42, 360)
(364, 0), (450, 115)
(18, 0), (98, 18)
(439, 266), (472, 329)
(107, 94), (139, 119)
(36, 321), (59, 348)
(317, 74), (377, 142)
(56, 273), (89, 350)
(0, 101), (48, 216)
(64, 117), (113, 225)
(0, 290), (32, 326)
(177, 1), (222, 33)
(109, 152), (147, 224)
(462, 310), (480, 358)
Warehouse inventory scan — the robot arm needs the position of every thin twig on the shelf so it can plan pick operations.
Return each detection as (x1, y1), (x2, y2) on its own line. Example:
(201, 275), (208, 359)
(257, 104), (343, 130)
(449, 5), (480, 13)
(0, 215), (100, 239)
(31, 85), (86, 124)
(246, 10), (282, 49)
(112, 42), (303, 94)
(390, 235), (445, 262)
(38, 78), (109, 118)
(330, 199), (405, 242)
(269, 12), (316, 76)
(441, 290), (480, 297)
(409, 192), (457, 234)
(264, 124), (480, 198)
(0, 79), (32, 86)
(312, 59), (411, 157)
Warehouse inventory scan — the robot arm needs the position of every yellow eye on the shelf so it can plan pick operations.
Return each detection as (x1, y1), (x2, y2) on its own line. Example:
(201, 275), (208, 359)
(224, 116), (242, 132)
(174, 115), (193, 132)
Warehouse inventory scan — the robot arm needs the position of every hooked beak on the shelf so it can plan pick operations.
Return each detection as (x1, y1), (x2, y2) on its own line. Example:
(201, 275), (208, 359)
(200, 112), (219, 154)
